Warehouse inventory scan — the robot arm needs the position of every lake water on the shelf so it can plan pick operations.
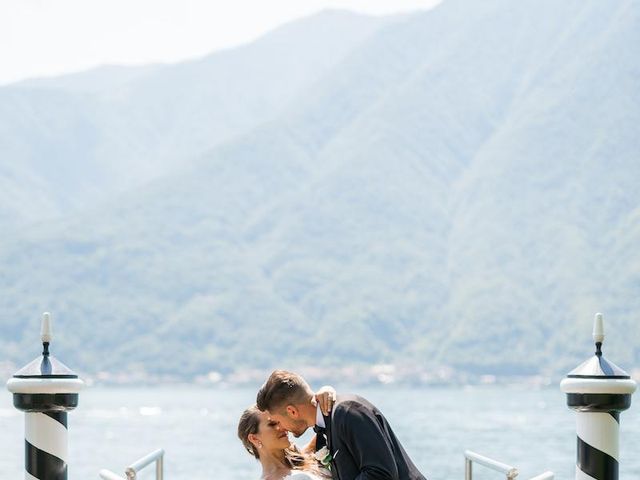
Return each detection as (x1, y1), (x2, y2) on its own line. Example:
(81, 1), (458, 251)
(1, 386), (638, 479)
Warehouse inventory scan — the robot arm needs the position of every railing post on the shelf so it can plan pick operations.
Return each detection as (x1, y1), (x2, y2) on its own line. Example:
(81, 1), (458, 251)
(156, 454), (163, 480)
(465, 458), (472, 480)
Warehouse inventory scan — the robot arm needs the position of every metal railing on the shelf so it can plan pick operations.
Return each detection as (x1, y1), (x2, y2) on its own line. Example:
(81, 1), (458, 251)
(99, 448), (164, 480)
(464, 450), (553, 480)
(528, 473), (554, 480)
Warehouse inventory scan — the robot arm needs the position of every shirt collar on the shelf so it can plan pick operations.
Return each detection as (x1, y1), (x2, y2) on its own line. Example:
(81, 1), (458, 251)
(315, 403), (326, 428)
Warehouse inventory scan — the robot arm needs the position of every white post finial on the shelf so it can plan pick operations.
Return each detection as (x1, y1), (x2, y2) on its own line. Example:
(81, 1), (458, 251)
(41, 312), (52, 344)
(593, 312), (604, 345)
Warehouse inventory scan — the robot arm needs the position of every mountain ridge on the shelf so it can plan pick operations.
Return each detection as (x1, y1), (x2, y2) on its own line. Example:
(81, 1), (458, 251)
(0, 9), (392, 229)
(0, 0), (638, 379)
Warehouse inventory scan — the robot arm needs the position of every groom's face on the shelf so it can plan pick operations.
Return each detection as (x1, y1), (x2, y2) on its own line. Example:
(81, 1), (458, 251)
(268, 406), (308, 438)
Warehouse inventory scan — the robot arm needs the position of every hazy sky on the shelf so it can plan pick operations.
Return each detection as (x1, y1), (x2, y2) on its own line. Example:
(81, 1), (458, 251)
(0, 0), (441, 86)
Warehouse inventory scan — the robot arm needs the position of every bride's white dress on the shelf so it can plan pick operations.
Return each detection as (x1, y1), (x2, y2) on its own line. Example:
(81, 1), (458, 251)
(284, 473), (323, 480)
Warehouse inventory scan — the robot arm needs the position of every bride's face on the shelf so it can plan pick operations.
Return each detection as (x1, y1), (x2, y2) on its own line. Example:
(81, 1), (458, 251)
(256, 411), (291, 452)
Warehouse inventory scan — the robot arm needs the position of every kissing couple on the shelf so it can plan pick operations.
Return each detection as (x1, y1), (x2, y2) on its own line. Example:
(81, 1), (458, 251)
(238, 370), (427, 480)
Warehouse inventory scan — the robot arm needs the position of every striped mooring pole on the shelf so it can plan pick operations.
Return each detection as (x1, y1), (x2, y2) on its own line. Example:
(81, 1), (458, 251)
(560, 313), (637, 480)
(6, 312), (84, 480)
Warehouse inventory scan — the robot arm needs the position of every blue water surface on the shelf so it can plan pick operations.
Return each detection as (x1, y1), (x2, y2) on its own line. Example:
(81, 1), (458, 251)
(1, 385), (638, 479)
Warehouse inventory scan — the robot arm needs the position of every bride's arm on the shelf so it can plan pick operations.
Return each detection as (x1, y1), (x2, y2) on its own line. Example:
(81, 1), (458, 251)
(312, 385), (336, 416)
(303, 385), (336, 453)
(302, 385), (336, 454)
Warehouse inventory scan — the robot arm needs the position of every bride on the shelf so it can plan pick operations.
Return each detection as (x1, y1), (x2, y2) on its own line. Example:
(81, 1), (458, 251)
(238, 389), (334, 480)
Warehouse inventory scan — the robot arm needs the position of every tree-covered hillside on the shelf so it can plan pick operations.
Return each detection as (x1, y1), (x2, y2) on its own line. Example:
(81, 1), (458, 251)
(1, 0), (638, 382)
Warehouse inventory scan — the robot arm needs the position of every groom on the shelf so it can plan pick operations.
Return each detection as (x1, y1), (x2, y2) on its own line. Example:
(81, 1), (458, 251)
(257, 370), (427, 480)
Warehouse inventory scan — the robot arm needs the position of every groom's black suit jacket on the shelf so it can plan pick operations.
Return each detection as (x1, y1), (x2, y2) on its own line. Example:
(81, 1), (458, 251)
(322, 394), (426, 480)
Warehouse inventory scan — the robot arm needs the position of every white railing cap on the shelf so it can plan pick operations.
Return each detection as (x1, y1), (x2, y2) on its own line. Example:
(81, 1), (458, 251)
(464, 450), (518, 476)
(99, 469), (126, 480)
(126, 448), (165, 474)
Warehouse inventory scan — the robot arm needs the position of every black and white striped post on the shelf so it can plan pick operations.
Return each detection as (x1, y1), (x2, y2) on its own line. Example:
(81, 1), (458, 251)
(6, 312), (84, 480)
(560, 313), (637, 480)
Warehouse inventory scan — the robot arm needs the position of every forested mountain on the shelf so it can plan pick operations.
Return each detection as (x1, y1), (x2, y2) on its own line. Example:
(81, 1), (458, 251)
(1, 0), (638, 382)
(0, 10), (390, 228)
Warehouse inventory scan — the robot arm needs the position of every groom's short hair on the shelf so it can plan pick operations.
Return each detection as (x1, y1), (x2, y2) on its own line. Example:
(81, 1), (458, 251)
(256, 370), (313, 412)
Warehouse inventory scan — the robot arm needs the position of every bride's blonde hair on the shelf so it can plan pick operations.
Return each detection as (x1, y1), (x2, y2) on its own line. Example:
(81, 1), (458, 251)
(237, 405), (329, 476)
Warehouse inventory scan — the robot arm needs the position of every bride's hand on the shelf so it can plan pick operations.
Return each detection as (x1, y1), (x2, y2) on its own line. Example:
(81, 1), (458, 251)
(313, 385), (336, 416)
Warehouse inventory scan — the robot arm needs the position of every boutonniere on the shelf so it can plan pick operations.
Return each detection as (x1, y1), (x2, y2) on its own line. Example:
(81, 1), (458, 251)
(314, 446), (333, 470)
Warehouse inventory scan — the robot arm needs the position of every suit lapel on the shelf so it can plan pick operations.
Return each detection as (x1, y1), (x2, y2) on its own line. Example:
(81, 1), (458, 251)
(323, 412), (340, 479)
(315, 428), (327, 451)
(322, 412), (332, 452)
